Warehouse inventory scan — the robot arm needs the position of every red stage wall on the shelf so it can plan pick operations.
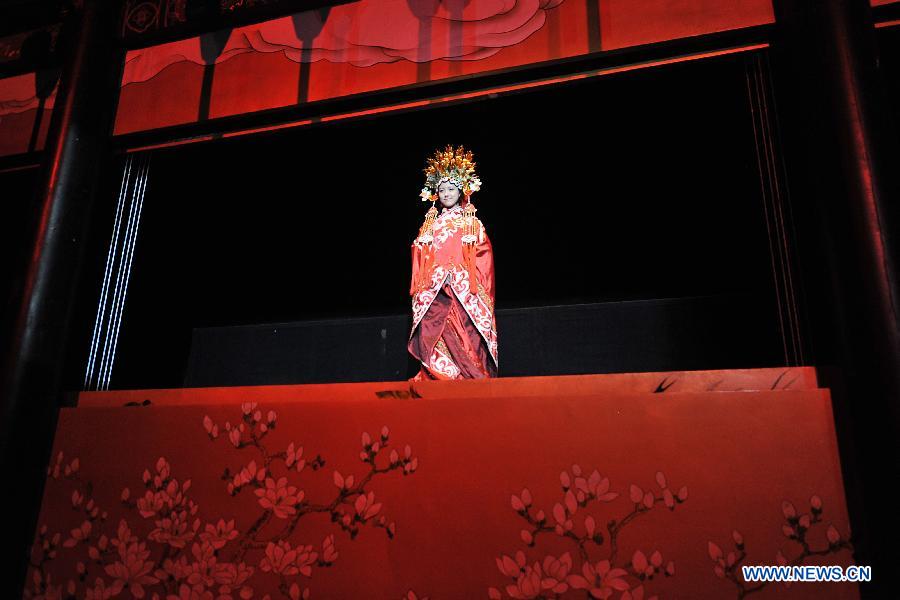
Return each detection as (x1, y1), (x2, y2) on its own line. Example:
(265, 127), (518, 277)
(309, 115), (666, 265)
(26, 384), (858, 599)
(113, 0), (775, 135)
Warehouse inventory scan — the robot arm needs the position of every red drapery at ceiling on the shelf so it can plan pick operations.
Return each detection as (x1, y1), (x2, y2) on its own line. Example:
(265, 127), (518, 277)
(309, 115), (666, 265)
(0, 72), (55, 156)
(113, 0), (776, 135)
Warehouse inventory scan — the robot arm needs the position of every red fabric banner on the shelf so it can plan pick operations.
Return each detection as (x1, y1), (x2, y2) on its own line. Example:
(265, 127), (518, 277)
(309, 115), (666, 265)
(0, 72), (55, 157)
(114, 0), (774, 134)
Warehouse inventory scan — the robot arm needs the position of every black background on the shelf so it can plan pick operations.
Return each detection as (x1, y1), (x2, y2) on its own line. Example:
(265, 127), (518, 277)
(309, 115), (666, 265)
(98, 52), (780, 387)
(0, 51), (785, 389)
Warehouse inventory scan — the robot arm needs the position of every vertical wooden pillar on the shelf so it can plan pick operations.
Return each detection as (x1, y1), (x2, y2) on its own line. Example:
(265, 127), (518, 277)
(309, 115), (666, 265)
(771, 0), (900, 595)
(0, 0), (121, 596)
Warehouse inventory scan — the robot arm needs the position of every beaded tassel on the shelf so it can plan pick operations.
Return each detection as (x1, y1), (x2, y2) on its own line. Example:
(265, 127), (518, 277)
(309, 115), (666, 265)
(419, 202), (438, 238)
(415, 202), (438, 292)
(463, 198), (479, 291)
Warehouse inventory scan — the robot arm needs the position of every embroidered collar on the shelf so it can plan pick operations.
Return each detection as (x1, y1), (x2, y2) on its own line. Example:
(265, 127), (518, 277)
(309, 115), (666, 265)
(439, 204), (463, 217)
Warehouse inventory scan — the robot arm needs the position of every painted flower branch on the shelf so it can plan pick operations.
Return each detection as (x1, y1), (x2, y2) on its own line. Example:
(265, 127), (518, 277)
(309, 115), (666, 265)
(707, 495), (853, 599)
(490, 466), (687, 600)
(204, 403), (417, 566)
(24, 402), (418, 600)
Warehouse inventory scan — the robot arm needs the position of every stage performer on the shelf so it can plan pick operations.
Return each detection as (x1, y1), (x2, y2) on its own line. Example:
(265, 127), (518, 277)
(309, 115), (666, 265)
(408, 145), (498, 380)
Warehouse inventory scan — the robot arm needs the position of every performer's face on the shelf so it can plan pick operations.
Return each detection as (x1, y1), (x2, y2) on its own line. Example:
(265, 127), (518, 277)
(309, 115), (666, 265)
(438, 182), (461, 209)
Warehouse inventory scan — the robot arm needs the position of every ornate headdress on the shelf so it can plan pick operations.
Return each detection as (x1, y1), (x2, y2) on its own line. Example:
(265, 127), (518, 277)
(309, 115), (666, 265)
(413, 145), (483, 292)
(419, 144), (482, 202)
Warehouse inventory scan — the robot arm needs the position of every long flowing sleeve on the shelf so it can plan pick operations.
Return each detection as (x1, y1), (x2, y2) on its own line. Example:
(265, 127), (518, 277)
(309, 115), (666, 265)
(474, 219), (495, 306)
(410, 242), (420, 296)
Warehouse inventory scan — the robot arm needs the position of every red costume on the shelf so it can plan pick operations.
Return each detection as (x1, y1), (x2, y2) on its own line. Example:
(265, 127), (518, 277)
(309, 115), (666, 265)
(407, 146), (498, 380)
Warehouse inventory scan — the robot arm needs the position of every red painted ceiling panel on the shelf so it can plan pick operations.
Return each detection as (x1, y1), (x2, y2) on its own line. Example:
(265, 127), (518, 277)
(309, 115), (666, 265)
(114, 0), (774, 136)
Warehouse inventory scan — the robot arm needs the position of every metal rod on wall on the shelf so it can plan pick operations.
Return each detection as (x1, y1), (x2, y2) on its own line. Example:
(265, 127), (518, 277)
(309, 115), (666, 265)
(84, 154), (133, 389)
(105, 155), (150, 390)
(83, 153), (150, 391)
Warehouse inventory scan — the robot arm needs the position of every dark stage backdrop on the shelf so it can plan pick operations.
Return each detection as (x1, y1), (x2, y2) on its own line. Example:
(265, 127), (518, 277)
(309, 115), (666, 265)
(877, 26), (900, 220)
(0, 166), (40, 357)
(66, 51), (785, 389)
